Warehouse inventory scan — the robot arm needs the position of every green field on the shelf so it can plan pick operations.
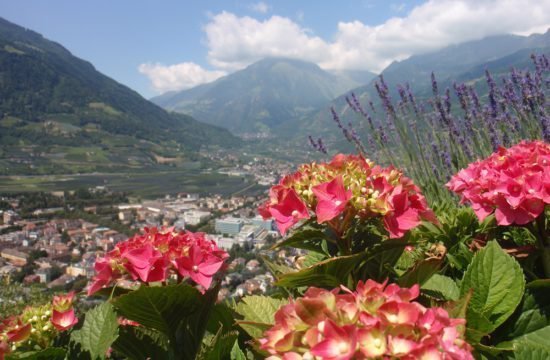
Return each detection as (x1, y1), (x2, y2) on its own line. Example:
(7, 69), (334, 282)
(0, 170), (267, 198)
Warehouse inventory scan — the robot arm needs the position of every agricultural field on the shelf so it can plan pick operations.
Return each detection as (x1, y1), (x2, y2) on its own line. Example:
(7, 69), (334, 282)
(0, 170), (266, 198)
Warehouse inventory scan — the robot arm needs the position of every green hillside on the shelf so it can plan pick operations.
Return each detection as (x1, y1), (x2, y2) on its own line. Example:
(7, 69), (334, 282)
(0, 17), (241, 175)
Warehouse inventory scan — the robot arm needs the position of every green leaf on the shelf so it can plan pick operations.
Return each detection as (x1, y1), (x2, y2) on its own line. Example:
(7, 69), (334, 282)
(526, 279), (550, 289)
(235, 295), (288, 338)
(446, 288), (472, 320)
(512, 325), (550, 359)
(206, 303), (236, 335)
(276, 252), (366, 289)
(71, 302), (119, 360)
(112, 284), (201, 338)
(398, 257), (443, 288)
(230, 340), (247, 360)
(111, 326), (169, 360)
(356, 240), (408, 281)
(421, 274), (460, 301)
(261, 256), (295, 280)
(197, 329), (238, 360)
(302, 251), (327, 267)
(175, 283), (221, 360)
(271, 229), (331, 252)
(502, 288), (550, 341)
(460, 241), (525, 338)
(6, 348), (66, 360)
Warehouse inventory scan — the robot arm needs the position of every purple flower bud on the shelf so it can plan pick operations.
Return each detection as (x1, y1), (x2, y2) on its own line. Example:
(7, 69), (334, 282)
(485, 70), (499, 119)
(317, 137), (328, 154)
(444, 88), (452, 115)
(345, 96), (358, 112)
(378, 125), (388, 144)
(331, 107), (344, 129)
(431, 72), (439, 96)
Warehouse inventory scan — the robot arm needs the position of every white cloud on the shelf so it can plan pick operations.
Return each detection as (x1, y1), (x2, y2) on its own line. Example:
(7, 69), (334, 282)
(204, 0), (550, 73)
(204, 12), (330, 71)
(140, 0), (550, 93)
(138, 62), (226, 93)
(249, 2), (271, 14)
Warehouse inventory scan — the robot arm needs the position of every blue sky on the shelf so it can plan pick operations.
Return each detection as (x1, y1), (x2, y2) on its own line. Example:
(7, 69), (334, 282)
(1, 0), (549, 98)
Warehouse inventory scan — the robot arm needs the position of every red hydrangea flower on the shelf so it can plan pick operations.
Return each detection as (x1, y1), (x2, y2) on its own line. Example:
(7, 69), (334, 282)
(260, 280), (473, 359)
(447, 140), (550, 225)
(87, 228), (228, 295)
(269, 188), (310, 235)
(175, 243), (225, 289)
(51, 308), (78, 331)
(259, 153), (435, 238)
(52, 291), (76, 312)
(0, 294), (80, 356)
(51, 291), (78, 331)
(312, 176), (353, 223)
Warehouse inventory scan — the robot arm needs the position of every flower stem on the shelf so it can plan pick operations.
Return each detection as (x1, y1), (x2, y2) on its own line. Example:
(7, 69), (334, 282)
(534, 213), (550, 278)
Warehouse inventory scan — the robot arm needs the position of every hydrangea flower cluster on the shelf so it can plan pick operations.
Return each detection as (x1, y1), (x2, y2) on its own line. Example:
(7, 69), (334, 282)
(446, 140), (550, 225)
(0, 292), (77, 359)
(260, 280), (473, 359)
(87, 227), (229, 295)
(259, 154), (436, 238)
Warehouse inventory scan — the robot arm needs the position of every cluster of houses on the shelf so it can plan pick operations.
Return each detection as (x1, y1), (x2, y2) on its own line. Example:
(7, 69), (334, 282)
(0, 190), (292, 299)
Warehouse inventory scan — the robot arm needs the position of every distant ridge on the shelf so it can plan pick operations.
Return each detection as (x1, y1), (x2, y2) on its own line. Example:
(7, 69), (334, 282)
(299, 30), (550, 141)
(151, 57), (376, 134)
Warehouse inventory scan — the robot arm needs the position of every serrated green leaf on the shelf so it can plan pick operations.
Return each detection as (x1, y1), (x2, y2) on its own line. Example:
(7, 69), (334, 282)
(197, 328), (238, 360)
(261, 256), (295, 279)
(276, 252), (366, 289)
(71, 302), (119, 360)
(235, 295), (288, 338)
(446, 288), (472, 320)
(112, 284), (201, 338)
(398, 257), (443, 288)
(500, 288), (550, 341)
(302, 251), (327, 267)
(6, 348), (66, 360)
(460, 241), (525, 337)
(512, 325), (550, 359)
(231, 340), (247, 360)
(111, 326), (168, 360)
(235, 295), (287, 325)
(421, 274), (460, 301)
(271, 229), (330, 253)
(206, 303), (236, 335)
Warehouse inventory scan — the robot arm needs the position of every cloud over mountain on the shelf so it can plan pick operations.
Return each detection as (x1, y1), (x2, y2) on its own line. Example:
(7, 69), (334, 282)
(138, 62), (226, 93)
(140, 0), (550, 93)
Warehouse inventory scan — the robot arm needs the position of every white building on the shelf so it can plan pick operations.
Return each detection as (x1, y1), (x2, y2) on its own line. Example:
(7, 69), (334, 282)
(183, 210), (212, 226)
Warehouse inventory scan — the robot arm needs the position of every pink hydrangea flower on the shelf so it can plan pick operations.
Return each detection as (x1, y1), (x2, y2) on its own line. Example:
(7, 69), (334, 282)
(51, 291), (78, 331)
(51, 308), (78, 331)
(87, 228), (229, 295)
(260, 280), (473, 359)
(259, 154), (435, 238)
(447, 140), (550, 226)
(312, 176), (353, 223)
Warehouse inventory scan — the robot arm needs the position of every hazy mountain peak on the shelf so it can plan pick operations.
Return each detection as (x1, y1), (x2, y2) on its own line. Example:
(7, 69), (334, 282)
(152, 57), (372, 134)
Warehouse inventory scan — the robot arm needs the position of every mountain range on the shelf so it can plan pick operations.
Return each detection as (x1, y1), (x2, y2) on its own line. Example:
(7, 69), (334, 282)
(153, 31), (549, 142)
(0, 17), (240, 175)
(151, 58), (375, 134)
(299, 31), (550, 139)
